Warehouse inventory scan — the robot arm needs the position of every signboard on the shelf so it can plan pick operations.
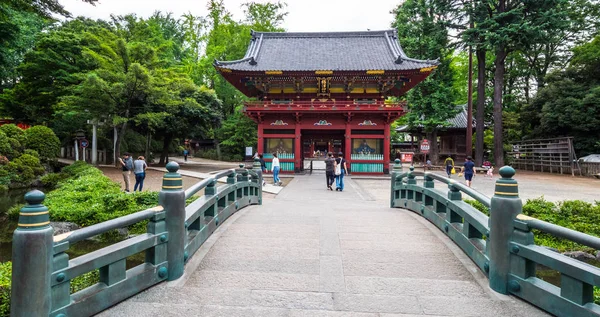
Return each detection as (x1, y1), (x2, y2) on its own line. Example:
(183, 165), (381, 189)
(80, 139), (89, 148)
(400, 152), (414, 164)
(420, 139), (430, 154)
(245, 147), (253, 156)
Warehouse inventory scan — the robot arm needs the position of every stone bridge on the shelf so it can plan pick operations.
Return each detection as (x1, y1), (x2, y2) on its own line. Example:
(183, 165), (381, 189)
(9, 160), (600, 316)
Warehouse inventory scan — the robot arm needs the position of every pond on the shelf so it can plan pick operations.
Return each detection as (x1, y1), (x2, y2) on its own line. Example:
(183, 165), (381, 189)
(0, 189), (144, 268)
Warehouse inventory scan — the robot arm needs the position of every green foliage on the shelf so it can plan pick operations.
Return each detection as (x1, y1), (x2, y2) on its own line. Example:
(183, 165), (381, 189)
(70, 270), (99, 294)
(523, 197), (600, 252)
(0, 261), (10, 317)
(40, 172), (67, 189)
(23, 126), (60, 161)
(463, 199), (489, 216)
(45, 163), (158, 228)
(523, 35), (600, 156)
(217, 105), (257, 160)
(3, 153), (45, 185)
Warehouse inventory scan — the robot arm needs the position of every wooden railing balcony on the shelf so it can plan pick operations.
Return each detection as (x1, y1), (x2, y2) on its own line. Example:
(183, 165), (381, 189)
(244, 99), (407, 112)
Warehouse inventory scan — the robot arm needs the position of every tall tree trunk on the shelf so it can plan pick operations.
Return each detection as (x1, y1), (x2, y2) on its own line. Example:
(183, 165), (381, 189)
(159, 135), (172, 165)
(493, 47), (507, 167)
(114, 116), (129, 168)
(475, 47), (486, 166)
(145, 132), (151, 163)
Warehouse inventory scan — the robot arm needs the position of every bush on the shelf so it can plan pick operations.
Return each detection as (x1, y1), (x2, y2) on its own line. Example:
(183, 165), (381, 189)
(45, 163), (159, 230)
(23, 126), (60, 161)
(40, 172), (68, 189)
(0, 131), (12, 158)
(523, 197), (600, 252)
(0, 124), (25, 144)
(200, 149), (219, 160)
(0, 262), (10, 317)
(3, 153), (45, 185)
(463, 199), (489, 216)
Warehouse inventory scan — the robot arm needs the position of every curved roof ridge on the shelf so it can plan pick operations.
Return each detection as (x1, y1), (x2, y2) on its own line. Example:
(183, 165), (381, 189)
(252, 29), (397, 38)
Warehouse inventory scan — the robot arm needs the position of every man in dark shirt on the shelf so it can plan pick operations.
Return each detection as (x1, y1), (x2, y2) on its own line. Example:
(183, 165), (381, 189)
(463, 156), (476, 187)
(325, 152), (335, 190)
(258, 154), (267, 186)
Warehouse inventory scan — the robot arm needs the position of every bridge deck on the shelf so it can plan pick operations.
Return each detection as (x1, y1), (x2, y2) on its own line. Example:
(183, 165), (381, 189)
(102, 174), (549, 316)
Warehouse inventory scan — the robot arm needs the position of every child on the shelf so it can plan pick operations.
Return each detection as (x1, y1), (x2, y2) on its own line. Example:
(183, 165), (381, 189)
(486, 166), (494, 179)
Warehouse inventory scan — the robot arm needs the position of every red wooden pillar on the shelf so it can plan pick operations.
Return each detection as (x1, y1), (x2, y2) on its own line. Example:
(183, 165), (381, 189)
(345, 123), (352, 172)
(294, 124), (301, 173)
(257, 124), (264, 154)
(384, 123), (391, 174)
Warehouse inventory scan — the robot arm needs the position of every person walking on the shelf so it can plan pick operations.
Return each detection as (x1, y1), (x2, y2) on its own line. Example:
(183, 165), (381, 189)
(271, 153), (282, 186)
(325, 152), (335, 191)
(118, 152), (133, 192)
(462, 156), (476, 187)
(133, 156), (148, 192)
(258, 153), (267, 186)
(444, 155), (455, 178)
(183, 149), (189, 162)
(334, 152), (348, 192)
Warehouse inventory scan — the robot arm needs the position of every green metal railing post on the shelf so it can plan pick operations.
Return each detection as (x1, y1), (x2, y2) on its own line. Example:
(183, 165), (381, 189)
(10, 190), (53, 316)
(390, 159), (402, 207)
(253, 157), (263, 205)
(489, 166), (521, 294)
(159, 162), (186, 281)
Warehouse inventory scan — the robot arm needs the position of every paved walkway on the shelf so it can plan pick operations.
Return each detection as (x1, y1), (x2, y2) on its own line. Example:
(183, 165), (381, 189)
(102, 174), (548, 316)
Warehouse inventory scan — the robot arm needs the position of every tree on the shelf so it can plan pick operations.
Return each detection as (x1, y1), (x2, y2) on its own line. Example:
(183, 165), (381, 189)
(471, 0), (570, 166)
(526, 35), (600, 156)
(392, 0), (458, 164)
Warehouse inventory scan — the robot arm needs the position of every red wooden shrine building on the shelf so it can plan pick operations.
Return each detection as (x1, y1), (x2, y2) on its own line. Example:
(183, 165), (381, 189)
(215, 30), (437, 174)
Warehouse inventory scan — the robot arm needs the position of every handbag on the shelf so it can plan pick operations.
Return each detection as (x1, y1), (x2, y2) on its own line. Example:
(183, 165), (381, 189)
(451, 167), (456, 174)
(335, 163), (341, 176)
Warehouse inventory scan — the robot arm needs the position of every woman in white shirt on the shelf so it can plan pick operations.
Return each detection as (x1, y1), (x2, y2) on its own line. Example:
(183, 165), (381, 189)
(271, 153), (281, 186)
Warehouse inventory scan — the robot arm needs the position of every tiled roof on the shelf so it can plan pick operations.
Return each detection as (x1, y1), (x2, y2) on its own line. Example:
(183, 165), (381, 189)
(396, 104), (474, 131)
(214, 30), (439, 72)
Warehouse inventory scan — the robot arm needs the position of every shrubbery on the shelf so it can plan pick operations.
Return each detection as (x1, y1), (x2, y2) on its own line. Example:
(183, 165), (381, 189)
(465, 197), (600, 253)
(23, 126), (60, 161)
(0, 262), (10, 317)
(0, 125), (61, 190)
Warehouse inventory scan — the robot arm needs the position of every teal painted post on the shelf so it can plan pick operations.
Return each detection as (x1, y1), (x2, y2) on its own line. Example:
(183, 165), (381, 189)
(390, 159), (402, 207)
(424, 173), (434, 188)
(489, 166), (521, 294)
(10, 190), (53, 316)
(159, 162), (186, 281)
(447, 181), (462, 224)
(253, 157), (263, 205)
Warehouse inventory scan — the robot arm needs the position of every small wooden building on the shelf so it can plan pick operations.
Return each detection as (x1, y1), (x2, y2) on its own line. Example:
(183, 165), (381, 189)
(214, 30), (438, 174)
(396, 104), (474, 163)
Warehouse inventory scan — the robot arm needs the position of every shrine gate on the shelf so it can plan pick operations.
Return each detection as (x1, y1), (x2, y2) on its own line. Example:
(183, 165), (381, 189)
(215, 30), (438, 174)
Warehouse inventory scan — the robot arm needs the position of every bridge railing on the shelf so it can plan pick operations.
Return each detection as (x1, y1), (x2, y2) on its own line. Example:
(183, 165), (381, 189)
(390, 159), (600, 317)
(391, 163), (490, 276)
(10, 159), (263, 317)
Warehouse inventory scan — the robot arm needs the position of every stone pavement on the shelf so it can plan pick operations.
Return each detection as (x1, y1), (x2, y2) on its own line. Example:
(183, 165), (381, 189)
(101, 174), (549, 316)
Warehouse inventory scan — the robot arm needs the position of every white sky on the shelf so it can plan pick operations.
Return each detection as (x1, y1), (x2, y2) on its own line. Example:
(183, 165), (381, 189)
(58, 0), (401, 32)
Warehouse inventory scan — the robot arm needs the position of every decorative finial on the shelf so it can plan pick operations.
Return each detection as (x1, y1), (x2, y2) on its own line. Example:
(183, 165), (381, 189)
(166, 162), (180, 173)
(24, 190), (46, 206)
(499, 166), (515, 179)
(395, 158), (400, 164)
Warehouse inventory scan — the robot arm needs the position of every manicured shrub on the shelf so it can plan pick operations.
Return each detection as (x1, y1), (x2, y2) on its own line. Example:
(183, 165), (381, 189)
(4, 153), (45, 185)
(0, 262), (11, 317)
(0, 131), (12, 158)
(23, 126), (60, 161)
(463, 199), (489, 215)
(0, 124), (24, 144)
(40, 172), (68, 189)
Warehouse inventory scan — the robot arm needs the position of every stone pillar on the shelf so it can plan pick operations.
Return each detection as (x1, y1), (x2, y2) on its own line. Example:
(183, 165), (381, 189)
(10, 190), (53, 317)
(489, 166), (521, 294)
(384, 124), (391, 174)
(159, 162), (186, 281)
